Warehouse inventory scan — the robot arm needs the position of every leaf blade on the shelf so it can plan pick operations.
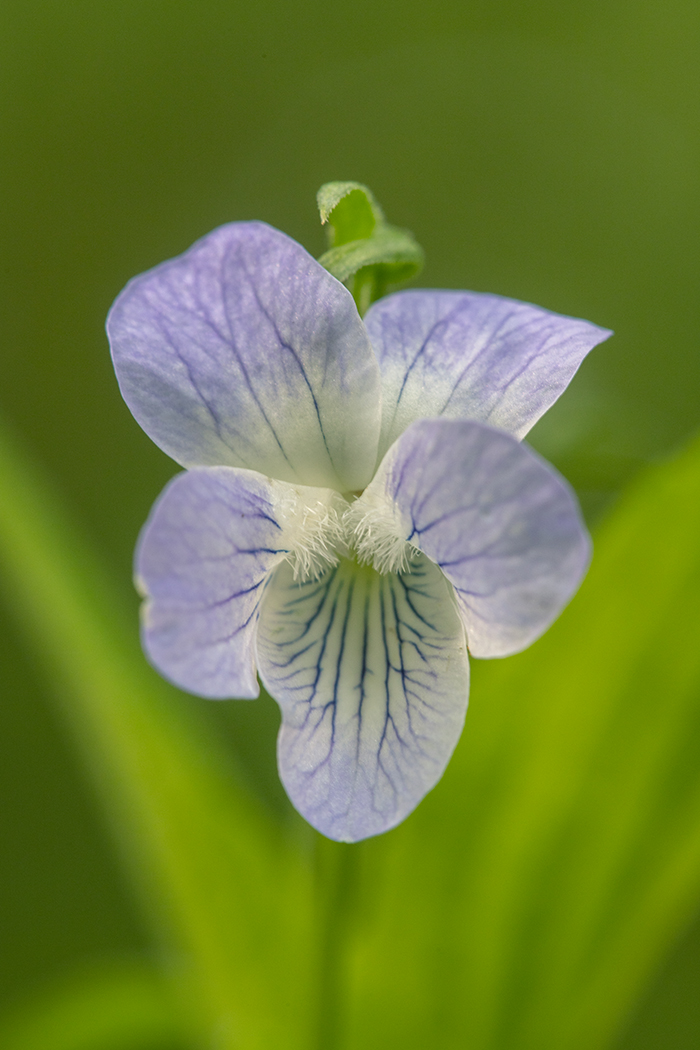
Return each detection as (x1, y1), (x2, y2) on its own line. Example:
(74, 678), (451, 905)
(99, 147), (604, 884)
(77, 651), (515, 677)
(345, 433), (700, 1050)
(0, 961), (187, 1050)
(0, 420), (315, 1050)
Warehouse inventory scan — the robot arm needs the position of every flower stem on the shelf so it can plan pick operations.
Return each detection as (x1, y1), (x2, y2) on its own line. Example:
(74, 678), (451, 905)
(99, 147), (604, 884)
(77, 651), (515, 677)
(350, 267), (378, 316)
(314, 836), (358, 1050)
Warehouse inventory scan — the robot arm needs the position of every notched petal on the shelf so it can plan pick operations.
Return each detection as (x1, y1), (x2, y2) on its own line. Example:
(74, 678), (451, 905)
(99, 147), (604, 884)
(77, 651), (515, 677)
(256, 556), (469, 841)
(108, 222), (382, 491)
(369, 418), (591, 658)
(365, 289), (612, 457)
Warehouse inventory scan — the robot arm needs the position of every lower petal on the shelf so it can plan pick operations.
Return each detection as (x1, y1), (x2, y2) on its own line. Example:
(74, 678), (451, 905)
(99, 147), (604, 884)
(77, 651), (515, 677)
(256, 554), (469, 841)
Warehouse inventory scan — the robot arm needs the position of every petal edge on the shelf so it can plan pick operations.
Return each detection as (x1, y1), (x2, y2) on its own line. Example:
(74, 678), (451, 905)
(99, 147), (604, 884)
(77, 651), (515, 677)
(136, 467), (288, 698)
(257, 556), (469, 841)
(365, 289), (611, 457)
(109, 222), (382, 490)
(366, 418), (591, 658)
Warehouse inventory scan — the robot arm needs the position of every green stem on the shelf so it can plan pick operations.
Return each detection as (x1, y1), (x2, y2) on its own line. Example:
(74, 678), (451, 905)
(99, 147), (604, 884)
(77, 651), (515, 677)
(314, 836), (358, 1050)
(350, 267), (380, 317)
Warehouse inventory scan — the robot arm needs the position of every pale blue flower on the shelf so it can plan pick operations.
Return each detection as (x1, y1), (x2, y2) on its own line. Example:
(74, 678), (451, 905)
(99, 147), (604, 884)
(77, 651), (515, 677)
(107, 222), (611, 841)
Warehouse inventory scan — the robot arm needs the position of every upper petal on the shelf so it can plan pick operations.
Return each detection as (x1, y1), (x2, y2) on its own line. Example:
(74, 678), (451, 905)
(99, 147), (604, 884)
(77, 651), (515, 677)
(364, 289), (612, 457)
(136, 466), (342, 698)
(365, 418), (591, 658)
(108, 222), (382, 491)
(256, 555), (469, 842)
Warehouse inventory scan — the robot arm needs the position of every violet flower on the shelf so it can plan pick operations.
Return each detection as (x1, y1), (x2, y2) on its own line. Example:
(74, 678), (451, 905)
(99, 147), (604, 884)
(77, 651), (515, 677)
(107, 221), (610, 841)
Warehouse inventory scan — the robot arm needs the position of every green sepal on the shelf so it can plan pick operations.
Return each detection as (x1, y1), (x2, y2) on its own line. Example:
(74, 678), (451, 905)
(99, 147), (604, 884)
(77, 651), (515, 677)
(316, 181), (424, 314)
(316, 181), (383, 245)
(318, 225), (424, 284)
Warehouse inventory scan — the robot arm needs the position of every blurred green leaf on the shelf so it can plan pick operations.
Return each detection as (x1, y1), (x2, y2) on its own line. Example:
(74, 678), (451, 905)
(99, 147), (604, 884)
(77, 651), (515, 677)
(0, 961), (187, 1050)
(345, 432), (700, 1050)
(0, 421), (316, 1050)
(617, 906), (700, 1050)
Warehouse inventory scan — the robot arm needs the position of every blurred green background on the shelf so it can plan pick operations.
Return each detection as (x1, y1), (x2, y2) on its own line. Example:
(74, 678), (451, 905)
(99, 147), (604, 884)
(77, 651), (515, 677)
(1, 0), (699, 1046)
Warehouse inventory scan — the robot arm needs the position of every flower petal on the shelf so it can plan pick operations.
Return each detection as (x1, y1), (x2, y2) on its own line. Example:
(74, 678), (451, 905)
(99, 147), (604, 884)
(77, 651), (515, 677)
(256, 556), (469, 841)
(367, 418), (591, 658)
(108, 222), (382, 491)
(137, 467), (291, 698)
(364, 289), (612, 457)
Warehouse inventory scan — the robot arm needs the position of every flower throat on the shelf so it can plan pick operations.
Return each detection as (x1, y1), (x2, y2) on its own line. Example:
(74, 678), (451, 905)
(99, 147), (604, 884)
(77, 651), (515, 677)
(274, 485), (415, 582)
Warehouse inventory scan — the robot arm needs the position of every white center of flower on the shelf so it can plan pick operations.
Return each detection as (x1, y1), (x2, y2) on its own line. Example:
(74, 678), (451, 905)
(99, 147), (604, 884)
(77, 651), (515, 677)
(273, 482), (417, 581)
(343, 487), (417, 575)
(273, 484), (349, 581)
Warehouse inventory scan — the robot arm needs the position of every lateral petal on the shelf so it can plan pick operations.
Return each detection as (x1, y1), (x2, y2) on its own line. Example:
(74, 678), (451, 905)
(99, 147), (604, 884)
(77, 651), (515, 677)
(364, 289), (611, 457)
(108, 222), (381, 491)
(256, 555), (469, 842)
(136, 467), (341, 698)
(367, 418), (591, 658)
